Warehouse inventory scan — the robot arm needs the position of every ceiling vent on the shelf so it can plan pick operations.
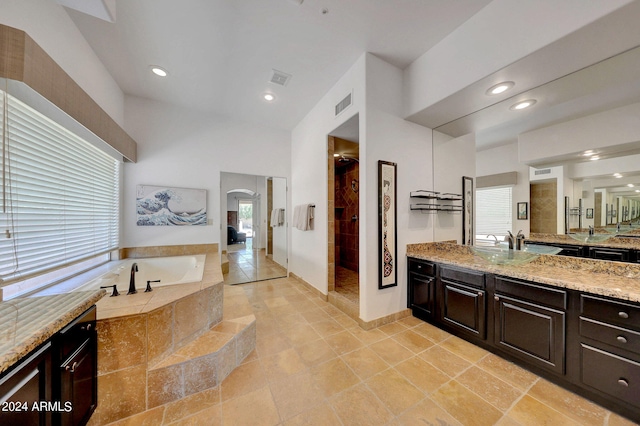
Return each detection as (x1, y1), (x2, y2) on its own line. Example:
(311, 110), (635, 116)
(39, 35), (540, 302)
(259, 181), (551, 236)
(534, 168), (552, 175)
(269, 69), (292, 86)
(335, 92), (352, 117)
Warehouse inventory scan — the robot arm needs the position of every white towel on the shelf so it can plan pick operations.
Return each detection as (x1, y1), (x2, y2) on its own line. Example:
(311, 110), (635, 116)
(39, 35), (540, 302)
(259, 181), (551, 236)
(294, 204), (314, 231)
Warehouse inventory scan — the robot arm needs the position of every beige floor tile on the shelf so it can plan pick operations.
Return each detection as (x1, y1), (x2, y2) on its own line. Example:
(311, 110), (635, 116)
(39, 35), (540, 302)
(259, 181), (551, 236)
(220, 360), (267, 402)
(324, 330), (365, 355)
(391, 329), (435, 353)
(310, 319), (345, 337)
(527, 379), (608, 426)
(282, 402), (341, 426)
(107, 406), (165, 426)
(608, 412), (640, 426)
(439, 335), (490, 363)
(169, 404), (222, 426)
(296, 338), (339, 366)
(508, 394), (582, 426)
(341, 346), (389, 380)
(377, 321), (409, 336)
(457, 366), (523, 412)
(329, 383), (394, 425)
(418, 345), (471, 377)
(260, 347), (307, 382)
(366, 368), (425, 415)
(269, 372), (323, 421)
(430, 380), (503, 426)
(347, 326), (388, 345)
(255, 332), (292, 357)
(221, 387), (280, 426)
(280, 322), (322, 346)
(300, 307), (332, 324)
(412, 322), (452, 343)
(394, 356), (449, 394)
(397, 397), (463, 426)
(162, 387), (220, 424)
(369, 337), (416, 366)
(310, 358), (360, 398)
(476, 353), (539, 391)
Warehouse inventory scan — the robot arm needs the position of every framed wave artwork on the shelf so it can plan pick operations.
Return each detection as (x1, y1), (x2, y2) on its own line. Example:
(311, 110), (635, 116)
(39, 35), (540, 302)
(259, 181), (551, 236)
(136, 185), (207, 226)
(378, 160), (397, 289)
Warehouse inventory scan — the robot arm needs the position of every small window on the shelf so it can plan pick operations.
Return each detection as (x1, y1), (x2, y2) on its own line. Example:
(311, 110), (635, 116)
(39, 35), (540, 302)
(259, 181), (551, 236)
(476, 187), (512, 242)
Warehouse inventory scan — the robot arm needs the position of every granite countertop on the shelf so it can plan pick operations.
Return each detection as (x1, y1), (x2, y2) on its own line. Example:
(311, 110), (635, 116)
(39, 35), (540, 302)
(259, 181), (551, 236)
(528, 232), (640, 250)
(407, 242), (640, 304)
(0, 290), (105, 375)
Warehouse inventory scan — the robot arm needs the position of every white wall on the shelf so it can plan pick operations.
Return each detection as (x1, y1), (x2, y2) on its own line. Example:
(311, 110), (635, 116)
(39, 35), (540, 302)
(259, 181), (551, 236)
(476, 142), (530, 237)
(361, 54), (433, 322)
(290, 55), (366, 295)
(433, 131), (476, 244)
(123, 96), (290, 249)
(1, 0), (125, 125)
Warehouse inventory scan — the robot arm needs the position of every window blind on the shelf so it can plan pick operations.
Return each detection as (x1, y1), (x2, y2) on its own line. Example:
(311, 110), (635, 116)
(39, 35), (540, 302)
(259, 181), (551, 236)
(476, 187), (512, 238)
(0, 89), (120, 282)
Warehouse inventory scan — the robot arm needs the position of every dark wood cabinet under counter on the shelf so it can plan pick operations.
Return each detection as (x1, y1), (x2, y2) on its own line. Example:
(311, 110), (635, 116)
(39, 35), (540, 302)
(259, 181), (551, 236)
(438, 265), (487, 340)
(407, 258), (436, 320)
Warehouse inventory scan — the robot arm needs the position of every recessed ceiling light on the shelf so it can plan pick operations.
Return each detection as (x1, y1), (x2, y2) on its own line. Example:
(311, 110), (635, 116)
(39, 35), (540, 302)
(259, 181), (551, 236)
(628, 184), (635, 187)
(614, 173), (623, 178)
(509, 99), (537, 110)
(590, 156), (600, 161)
(486, 81), (514, 96)
(583, 150), (595, 156)
(263, 93), (275, 102)
(636, 190), (640, 193)
(150, 66), (168, 77)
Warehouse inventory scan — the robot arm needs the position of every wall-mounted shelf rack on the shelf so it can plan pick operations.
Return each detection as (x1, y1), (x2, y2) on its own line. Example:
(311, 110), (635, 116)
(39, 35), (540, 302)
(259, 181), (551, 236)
(410, 190), (463, 213)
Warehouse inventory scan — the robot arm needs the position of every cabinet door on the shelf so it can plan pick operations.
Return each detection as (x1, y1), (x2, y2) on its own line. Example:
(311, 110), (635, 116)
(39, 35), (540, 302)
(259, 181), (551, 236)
(589, 247), (631, 262)
(59, 339), (96, 426)
(409, 272), (435, 318)
(441, 280), (486, 339)
(0, 343), (52, 426)
(494, 294), (565, 375)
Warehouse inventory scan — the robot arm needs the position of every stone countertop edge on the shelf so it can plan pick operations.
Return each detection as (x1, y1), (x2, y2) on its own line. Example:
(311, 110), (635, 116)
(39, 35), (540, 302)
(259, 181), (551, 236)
(0, 289), (105, 375)
(527, 233), (640, 250)
(407, 242), (640, 304)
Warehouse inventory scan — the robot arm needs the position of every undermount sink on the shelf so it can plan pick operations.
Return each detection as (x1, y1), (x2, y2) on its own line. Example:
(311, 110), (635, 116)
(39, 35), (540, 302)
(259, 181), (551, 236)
(470, 246), (540, 265)
(567, 233), (612, 243)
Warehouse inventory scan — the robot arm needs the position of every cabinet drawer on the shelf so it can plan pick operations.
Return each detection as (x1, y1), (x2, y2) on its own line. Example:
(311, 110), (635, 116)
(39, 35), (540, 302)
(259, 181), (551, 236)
(588, 247), (632, 262)
(580, 317), (640, 354)
(581, 295), (640, 331)
(495, 276), (567, 310)
(58, 306), (96, 361)
(408, 259), (435, 276)
(581, 344), (640, 408)
(440, 266), (485, 288)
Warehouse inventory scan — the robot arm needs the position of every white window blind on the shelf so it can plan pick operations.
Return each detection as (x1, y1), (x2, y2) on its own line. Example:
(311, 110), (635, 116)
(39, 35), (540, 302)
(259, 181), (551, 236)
(476, 187), (512, 238)
(0, 89), (120, 282)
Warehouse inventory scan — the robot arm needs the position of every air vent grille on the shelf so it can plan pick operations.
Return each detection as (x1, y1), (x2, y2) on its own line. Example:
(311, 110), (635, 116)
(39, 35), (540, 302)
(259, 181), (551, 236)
(269, 69), (291, 86)
(534, 168), (552, 175)
(335, 92), (352, 117)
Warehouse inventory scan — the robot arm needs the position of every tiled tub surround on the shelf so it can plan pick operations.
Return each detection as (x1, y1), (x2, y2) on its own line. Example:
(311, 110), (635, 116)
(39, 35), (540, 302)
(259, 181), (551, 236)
(85, 246), (255, 425)
(0, 290), (105, 374)
(407, 242), (640, 303)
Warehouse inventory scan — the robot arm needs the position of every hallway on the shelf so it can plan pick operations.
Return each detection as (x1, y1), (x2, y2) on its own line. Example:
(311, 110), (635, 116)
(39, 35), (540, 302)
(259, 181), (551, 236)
(224, 238), (287, 285)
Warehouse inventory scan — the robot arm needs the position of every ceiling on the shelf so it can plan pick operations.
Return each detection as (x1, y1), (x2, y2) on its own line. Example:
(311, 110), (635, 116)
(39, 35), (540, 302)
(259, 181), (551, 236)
(64, 0), (491, 131)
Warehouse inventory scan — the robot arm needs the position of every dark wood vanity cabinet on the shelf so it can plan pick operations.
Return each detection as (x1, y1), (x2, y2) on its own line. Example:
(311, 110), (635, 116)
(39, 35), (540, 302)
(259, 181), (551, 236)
(587, 246), (635, 262)
(0, 342), (53, 426)
(0, 306), (97, 426)
(579, 295), (640, 413)
(438, 266), (487, 340)
(493, 276), (567, 375)
(407, 259), (436, 320)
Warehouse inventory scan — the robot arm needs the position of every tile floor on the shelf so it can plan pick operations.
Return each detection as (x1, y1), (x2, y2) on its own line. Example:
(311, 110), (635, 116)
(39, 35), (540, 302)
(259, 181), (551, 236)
(108, 277), (638, 426)
(335, 266), (359, 304)
(224, 238), (287, 285)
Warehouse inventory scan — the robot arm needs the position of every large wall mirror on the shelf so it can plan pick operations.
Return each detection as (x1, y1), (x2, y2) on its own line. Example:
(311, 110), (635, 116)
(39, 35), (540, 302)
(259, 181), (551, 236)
(220, 172), (287, 285)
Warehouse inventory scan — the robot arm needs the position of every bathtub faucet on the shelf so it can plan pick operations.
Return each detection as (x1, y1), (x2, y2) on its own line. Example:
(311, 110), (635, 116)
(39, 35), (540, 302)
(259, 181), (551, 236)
(128, 263), (138, 295)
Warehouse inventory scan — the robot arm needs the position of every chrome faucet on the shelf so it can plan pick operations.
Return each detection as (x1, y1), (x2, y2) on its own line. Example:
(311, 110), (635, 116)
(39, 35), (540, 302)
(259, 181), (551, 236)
(516, 230), (525, 250)
(588, 225), (594, 235)
(505, 231), (515, 249)
(487, 234), (499, 245)
(128, 263), (138, 295)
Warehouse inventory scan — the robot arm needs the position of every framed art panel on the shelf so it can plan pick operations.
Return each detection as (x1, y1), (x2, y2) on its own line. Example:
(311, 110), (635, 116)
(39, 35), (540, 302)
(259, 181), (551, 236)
(379, 161), (397, 289)
(462, 176), (474, 245)
(586, 208), (594, 219)
(517, 202), (528, 220)
(136, 185), (207, 226)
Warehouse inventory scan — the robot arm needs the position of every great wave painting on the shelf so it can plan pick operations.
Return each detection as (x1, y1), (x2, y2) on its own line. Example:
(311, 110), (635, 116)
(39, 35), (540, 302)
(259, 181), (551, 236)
(136, 185), (207, 226)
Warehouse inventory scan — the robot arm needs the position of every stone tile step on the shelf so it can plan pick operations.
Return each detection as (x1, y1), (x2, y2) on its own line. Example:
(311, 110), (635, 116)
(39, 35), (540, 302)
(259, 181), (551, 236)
(221, 254), (229, 274)
(146, 314), (256, 408)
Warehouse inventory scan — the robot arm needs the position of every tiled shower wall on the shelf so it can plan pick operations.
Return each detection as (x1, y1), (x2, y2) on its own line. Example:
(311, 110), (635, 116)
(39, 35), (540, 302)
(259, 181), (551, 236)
(530, 182), (558, 234)
(335, 162), (359, 272)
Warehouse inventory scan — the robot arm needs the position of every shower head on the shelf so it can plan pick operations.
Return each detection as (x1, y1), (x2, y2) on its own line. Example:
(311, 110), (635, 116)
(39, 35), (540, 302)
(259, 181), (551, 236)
(337, 155), (359, 163)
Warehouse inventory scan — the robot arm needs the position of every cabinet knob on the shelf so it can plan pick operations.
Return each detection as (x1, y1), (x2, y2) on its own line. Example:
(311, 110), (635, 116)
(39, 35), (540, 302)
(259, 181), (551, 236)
(618, 311), (630, 319)
(81, 323), (92, 331)
(417, 265), (422, 269)
(478, 291), (483, 297)
(65, 362), (79, 373)
(616, 335), (628, 344)
(618, 378), (629, 387)
(494, 296), (500, 301)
